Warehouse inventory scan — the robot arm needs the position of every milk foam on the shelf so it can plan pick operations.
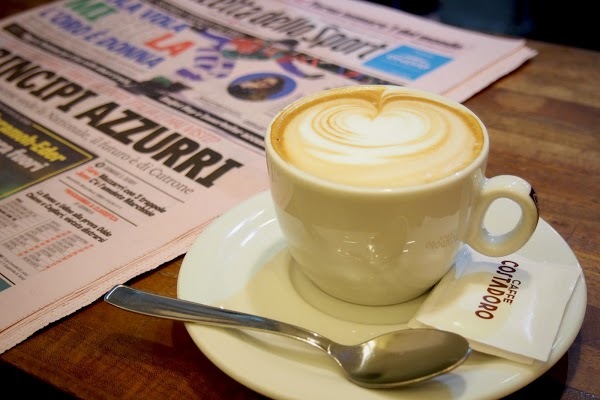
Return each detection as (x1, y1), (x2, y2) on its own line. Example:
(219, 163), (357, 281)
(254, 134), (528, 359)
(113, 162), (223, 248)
(271, 86), (484, 187)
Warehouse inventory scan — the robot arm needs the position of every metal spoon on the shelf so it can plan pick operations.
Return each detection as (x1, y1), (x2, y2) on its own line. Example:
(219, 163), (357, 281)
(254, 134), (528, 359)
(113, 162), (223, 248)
(104, 284), (470, 389)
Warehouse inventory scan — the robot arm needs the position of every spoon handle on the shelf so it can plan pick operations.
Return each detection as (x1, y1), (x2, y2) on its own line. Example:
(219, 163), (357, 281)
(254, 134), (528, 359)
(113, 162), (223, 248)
(104, 285), (332, 351)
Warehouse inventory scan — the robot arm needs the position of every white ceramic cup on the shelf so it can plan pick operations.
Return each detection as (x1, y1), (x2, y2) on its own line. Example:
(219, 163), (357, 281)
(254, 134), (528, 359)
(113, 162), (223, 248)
(266, 86), (539, 305)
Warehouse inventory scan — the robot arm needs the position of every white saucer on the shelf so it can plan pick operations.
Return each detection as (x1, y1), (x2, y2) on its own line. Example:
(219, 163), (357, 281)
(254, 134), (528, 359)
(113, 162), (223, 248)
(177, 191), (586, 400)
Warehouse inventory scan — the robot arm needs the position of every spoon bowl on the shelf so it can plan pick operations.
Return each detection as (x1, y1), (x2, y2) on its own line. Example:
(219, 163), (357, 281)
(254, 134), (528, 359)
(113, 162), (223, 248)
(104, 285), (470, 389)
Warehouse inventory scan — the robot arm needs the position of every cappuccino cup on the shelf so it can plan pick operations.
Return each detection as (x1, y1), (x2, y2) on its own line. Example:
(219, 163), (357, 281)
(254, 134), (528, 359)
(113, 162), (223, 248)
(266, 85), (539, 305)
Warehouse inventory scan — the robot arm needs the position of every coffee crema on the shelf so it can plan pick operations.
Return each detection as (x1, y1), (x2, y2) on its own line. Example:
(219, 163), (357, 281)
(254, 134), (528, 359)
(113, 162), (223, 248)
(270, 86), (484, 188)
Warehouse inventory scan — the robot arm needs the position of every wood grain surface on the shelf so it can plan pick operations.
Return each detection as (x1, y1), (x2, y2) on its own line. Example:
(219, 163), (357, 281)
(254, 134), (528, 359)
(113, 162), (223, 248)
(1, 2), (599, 399)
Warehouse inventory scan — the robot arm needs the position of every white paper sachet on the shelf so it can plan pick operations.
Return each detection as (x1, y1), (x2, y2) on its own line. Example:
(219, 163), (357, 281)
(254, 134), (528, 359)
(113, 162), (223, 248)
(408, 246), (582, 364)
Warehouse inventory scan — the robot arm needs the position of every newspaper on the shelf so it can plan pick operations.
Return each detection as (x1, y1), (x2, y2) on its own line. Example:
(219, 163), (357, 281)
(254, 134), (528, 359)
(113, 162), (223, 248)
(0, 0), (536, 354)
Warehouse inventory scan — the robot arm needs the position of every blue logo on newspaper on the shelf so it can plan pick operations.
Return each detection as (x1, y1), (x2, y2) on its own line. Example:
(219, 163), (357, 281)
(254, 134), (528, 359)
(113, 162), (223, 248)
(364, 46), (452, 80)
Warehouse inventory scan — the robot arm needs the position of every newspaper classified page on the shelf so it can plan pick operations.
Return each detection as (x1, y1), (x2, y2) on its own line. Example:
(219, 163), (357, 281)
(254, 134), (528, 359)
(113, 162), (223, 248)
(0, 0), (535, 353)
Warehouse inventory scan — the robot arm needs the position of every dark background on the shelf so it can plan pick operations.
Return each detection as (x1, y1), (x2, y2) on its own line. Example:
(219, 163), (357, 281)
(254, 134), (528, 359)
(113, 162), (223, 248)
(373, 0), (598, 51)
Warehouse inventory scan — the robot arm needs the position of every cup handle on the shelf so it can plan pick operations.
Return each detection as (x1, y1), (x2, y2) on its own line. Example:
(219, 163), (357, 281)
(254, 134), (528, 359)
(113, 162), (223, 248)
(466, 175), (540, 256)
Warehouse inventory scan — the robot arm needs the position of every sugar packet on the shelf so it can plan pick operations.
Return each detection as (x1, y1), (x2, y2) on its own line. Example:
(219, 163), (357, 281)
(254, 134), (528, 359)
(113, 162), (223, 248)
(408, 246), (582, 364)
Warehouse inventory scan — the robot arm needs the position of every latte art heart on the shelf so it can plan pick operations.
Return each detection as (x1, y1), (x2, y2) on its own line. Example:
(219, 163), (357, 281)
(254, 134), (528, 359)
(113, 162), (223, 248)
(271, 86), (484, 187)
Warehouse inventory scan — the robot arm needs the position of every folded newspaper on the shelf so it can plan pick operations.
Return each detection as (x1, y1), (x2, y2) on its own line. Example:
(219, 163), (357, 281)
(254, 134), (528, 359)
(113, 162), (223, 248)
(0, 0), (536, 354)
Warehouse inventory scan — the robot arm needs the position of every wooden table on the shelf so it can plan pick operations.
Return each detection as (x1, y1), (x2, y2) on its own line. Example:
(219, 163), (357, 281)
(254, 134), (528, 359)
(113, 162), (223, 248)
(1, 1), (599, 399)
